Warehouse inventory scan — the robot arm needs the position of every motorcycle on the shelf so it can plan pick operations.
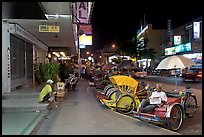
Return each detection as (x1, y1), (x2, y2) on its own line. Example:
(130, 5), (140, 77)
(65, 74), (78, 91)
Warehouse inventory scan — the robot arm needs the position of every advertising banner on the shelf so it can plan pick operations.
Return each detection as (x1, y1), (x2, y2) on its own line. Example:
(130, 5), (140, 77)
(79, 35), (92, 45)
(76, 2), (88, 24)
(165, 47), (176, 55)
(175, 42), (191, 53)
(167, 19), (172, 41)
(79, 25), (92, 35)
(193, 22), (200, 39)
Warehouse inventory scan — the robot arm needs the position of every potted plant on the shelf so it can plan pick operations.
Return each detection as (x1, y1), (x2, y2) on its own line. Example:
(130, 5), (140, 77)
(41, 62), (60, 82)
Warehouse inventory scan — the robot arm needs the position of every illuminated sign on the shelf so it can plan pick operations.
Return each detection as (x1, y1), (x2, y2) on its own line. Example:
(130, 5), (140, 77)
(7, 47), (11, 78)
(76, 2), (88, 24)
(39, 25), (60, 32)
(79, 35), (92, 46)
(167, 19), (172, 41)
(165, 47), (176, 55)
(174, 36), (182, 45)
(79, 25), (92, 35)
(175, 42), (191, 53)
(79, 44), (86, 48)
(193, 22), (200, 39)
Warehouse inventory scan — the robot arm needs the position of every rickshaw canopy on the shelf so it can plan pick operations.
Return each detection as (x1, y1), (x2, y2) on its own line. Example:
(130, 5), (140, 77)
(109, 75), (138, 94)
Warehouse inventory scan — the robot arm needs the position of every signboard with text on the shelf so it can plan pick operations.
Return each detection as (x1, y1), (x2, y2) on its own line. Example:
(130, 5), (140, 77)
(193, 22), (200, 39)
(76, 2), (88, 24)
(175, 42), (191, 53)
(165, 47), (176, 55)
(39, 25), (60, 32)
(167, 19), (172, 42)
(79, 35), (92, 46)
(7, 47), (10, 78)
(79, 25), (92, 35)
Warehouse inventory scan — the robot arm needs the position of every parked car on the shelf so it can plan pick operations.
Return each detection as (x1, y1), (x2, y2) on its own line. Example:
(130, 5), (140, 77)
(183, 67), (202, 82)
(131, 68), (147, 78)
(160, 69), (181, 77)
(169, 68), (182, 76)
(151, 69), (161, 75)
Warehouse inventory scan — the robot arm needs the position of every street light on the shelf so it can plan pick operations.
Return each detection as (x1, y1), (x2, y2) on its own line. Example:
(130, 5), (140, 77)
(112, 44), (115, 48)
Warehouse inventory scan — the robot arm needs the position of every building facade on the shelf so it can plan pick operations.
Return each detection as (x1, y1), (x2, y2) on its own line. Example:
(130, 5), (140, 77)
(2, 21), (48, 93)
(162, 17), (202, 64)
(136, 24), (166, 69)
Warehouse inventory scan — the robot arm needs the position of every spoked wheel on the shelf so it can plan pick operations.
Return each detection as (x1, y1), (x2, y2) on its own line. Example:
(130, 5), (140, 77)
(184, 95), (197, 118)
(116, 94), (136, 115)
(104, 84), (114, 95)
(168, 105), (183, 131)
(106, 88), (117, 98)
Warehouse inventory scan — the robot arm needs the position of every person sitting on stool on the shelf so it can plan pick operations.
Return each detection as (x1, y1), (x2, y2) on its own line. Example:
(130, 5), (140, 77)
(137, 84), (167, 113)
(39, 79), (54, 103)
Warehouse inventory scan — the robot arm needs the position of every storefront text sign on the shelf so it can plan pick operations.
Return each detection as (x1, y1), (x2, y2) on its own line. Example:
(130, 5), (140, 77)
(7, 47), (10, 78)
(39, 25), (60, 32)
(76, 2), (88, 24)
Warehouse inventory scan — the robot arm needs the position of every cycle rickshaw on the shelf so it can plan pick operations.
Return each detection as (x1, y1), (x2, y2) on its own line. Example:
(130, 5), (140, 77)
(99, 75), (154, 114)
(133, 87), (198, 131)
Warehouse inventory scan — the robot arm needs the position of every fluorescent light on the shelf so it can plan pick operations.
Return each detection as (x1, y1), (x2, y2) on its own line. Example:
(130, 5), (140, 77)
(60, 52), (66, 57)
(45, 14), (71, 19)
(59, 15), (71, 18)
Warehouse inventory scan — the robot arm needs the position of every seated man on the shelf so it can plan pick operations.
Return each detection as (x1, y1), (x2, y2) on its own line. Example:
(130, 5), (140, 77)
(39, 79), (54, 103)
(137, 84), (167, 113)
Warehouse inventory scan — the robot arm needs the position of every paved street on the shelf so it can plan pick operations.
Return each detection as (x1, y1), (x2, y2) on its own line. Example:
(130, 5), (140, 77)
(144, 75), (202, 90)
(35, 80), (179, 135)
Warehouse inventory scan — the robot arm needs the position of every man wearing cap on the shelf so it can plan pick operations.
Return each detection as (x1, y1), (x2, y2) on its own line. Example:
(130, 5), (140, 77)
(39, 79), (54, 103)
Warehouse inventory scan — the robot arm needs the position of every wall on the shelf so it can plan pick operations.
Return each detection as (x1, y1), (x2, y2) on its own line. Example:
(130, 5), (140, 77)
(148, 29), (166, 56)
(2, 21), (11, 93)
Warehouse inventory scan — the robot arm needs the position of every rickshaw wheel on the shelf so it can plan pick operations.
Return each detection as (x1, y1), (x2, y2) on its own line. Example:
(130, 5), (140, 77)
(184, 95), (197, 118)
(168, 105), (183, 131)
(104, 85), (114, 96)
(106, 88), (118, 99)
(116, 94), (135, 115)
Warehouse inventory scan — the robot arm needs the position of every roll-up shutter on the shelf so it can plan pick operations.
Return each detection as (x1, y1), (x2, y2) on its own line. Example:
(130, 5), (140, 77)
(10, 34), (25, 80)
(26, 42), (33, 79)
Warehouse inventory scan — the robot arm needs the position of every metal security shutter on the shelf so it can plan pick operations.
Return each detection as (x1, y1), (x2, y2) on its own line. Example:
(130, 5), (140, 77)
(10, 34), (25, 80)
(26, 42), (33, 79)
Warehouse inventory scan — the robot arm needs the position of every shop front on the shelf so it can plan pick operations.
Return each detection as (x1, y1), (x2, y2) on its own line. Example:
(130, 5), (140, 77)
(2, 22), (48, 93)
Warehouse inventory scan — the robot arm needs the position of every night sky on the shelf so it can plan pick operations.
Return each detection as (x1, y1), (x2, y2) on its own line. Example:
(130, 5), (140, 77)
(90, 1), (202, 51)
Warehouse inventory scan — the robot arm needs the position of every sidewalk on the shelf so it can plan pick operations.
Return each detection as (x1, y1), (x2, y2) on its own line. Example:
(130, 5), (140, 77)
(2, 83), (52, 135)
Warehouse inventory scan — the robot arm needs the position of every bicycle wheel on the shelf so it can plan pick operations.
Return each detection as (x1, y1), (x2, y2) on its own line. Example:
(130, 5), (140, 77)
(116, 94), (136, 115)
(103, 84), (114, 95)
(167, 105), (183, 131)
(106, 88), (118, 98)
(184, 95), (197, 118)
